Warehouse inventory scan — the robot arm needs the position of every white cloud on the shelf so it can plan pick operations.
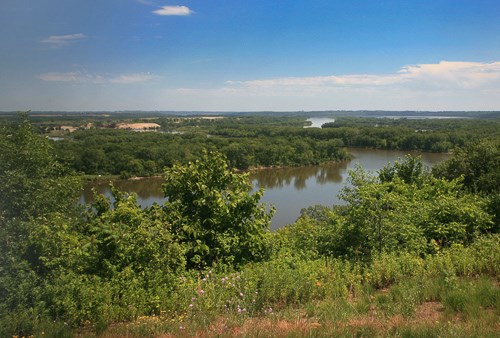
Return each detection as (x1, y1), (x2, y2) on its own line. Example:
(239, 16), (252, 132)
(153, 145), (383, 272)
(153, 5), (193, 16)
(41, 33), (87, 47)
(30, 61), (500, 111)
(399, 61), (500, 88)
(36, 72), (99, 83)
(36, 71), (155, 84)
(227, 74), (404, 88)
(158, 61), (500, 111)
(227, 61), (500, 91)
(109, 73), (155, 84)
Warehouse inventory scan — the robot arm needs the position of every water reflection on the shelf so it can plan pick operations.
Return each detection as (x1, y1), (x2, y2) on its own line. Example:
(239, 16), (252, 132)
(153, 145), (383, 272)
(250, 161), (346, 191)
(304, 117), (335, 128)
(81, 149), (449, 229)
(80, 176), (164, 207)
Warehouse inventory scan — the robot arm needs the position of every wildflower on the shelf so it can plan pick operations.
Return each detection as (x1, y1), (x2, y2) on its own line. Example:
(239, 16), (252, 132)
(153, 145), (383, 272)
(315, 281), (321, 287)
(202, 277), (207, 282)
(267, 307), (273, 313)
(198, 289), (205, 295)
(189, 304), (194, 308)
(239, 292), (244, 297)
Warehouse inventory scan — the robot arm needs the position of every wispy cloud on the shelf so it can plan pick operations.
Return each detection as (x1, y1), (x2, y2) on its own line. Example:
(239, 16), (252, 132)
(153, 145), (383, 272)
(109, 73), (156, 84)
(136, 0), (156, 5)
(226, 61), (500, 91)
(161, 61), (500, 111)
(36, 72), (99, 83)
(227, 74), (403, 88)
(153, 5), (193, 16)
(36, 71), (155, 84)
(41, 33), (87, 47)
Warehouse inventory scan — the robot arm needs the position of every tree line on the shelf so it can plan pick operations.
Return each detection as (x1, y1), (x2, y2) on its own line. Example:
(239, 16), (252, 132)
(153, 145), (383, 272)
(46, 115), (500, 178)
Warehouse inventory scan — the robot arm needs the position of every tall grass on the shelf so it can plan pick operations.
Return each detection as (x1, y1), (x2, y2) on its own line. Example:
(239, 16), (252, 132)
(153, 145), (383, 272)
(92, 235), (500, 337)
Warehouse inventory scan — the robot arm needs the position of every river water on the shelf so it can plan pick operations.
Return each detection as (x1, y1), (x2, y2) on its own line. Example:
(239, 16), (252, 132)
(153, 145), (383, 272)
(80, 148), (448, 230)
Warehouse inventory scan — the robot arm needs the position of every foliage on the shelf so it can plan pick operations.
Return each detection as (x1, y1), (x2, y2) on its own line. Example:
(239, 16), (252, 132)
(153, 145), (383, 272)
(337, 158), (493, 258)
(85, 188), (186, 281)
(162, 151), (274, 269)
(379, 154), (428, 185)
(0, 112), (80, 219)
(80, 235), (500, 337)
(1, 115), (499, 337)
(274, 156), (494, 261)
(433, 140), (500, 194)
(48, 116), (500, 177)
(433, 140), (500, 230)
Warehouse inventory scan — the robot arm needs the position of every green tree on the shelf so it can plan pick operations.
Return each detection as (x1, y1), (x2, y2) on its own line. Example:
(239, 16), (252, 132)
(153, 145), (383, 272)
(0, 113), (82, 334)
(85, 188), (186, 282)
(0, 112), (80, 219)
(379, 155), (428, 186)
(433, 140), (500, 194)
(338, 158), (493, 259)
(0, 112), (81, 277)
(162, 151), (274, 269)
(340, 167), (425, 258)
(433, 141), (500, 230)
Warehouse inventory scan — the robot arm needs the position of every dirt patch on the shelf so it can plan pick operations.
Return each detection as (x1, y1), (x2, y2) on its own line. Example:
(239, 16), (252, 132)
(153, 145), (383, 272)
(60, 125), (78, 132)
(413, 301), (444, 323)
(341, 301), (445, 333)
(117, 123), (160, 130)
(225, 317), (321, 337)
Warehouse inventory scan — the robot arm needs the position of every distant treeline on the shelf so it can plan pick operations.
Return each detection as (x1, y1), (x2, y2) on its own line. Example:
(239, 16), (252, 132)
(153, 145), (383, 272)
(2, 109), (499, 119)
(50, 116), (500, 177)
(54, 129), (348, 177)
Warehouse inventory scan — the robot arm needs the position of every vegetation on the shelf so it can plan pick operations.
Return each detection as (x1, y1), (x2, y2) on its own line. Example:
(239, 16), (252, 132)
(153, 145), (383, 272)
(0, 113), (499, 337)
(28, 113), (499, 177)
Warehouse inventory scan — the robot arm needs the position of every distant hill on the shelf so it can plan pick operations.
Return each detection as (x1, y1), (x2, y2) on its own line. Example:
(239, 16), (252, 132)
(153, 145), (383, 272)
(1, 110), (499, 119)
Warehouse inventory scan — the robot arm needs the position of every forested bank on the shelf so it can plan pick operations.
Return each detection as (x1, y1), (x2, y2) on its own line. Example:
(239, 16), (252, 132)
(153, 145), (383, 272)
(44, 115), (500, 178)
(0, 114), (499, 337)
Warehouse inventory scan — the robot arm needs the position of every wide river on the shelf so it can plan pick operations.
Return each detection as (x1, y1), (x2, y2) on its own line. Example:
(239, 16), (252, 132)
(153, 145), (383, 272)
(80, 148), (448, 230)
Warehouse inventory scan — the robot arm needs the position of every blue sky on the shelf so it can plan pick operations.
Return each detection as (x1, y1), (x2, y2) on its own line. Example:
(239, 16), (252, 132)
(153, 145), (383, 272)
(1, 0), (499, 111)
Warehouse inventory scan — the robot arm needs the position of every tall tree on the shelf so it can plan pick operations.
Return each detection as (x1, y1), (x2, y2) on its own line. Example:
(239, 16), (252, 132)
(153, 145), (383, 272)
(162, 151), (274, 269)
(0, 112), (80, 220)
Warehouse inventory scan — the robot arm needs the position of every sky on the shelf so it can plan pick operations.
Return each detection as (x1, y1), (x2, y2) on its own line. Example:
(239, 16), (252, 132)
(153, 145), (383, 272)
(1, 0), (499, 112)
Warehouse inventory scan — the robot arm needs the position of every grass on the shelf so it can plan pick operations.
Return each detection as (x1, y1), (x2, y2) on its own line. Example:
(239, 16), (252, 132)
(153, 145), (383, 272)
(72, 275), (498, 337)
(11, 236), (500, 337)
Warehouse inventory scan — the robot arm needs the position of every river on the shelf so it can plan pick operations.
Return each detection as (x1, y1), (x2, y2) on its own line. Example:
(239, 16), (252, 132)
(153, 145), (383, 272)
(80, 148), (448, 230)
